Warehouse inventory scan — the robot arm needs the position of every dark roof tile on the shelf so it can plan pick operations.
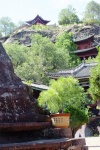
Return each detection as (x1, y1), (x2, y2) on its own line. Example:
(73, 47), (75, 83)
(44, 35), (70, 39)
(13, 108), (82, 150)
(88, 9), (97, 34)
(47, 62), (97, 79)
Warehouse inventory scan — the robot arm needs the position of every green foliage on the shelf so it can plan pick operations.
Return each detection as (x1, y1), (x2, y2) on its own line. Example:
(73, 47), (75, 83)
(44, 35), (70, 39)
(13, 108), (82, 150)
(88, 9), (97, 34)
(30, 24), (60, 32)
(4, 34), (71, 84)
(4, 31), (80, 84)
(38, 77), (90, 130)
(95, 46), (100, 62)
(88, 64), (100, 100)
(58, 5), (79, 25)
(28, 34), (69, 84)
(85, 57), (97, 63)
(38, 77), (89, 113)
(0, 17), (16, 36)
(64, 106), (89, 128)
(88, 46), (100, 100)
(56, 31), (81, 68)
(31, 33), (67, 69)
(4, 43), (28, 68)
(83, 1), (100, 25)
(4, 43), (31, 82)
(30, 24), (47, 30)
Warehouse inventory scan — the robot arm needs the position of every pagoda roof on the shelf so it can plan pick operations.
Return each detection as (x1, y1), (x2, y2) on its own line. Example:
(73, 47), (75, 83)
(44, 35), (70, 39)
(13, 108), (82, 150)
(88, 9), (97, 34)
(26, 15), (50, 25)
(73, 46), (98, 58)
(74, 47), (97, 53)
(47, 62), (97, 80)
(74, 34), (94, 44)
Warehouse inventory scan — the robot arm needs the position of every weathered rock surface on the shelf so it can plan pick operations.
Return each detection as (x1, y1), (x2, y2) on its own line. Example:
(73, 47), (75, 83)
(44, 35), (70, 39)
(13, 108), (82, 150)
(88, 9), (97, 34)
(4, 28), (58, 46)
(0, 42), (48, 123)
(3, 24), (100, 46)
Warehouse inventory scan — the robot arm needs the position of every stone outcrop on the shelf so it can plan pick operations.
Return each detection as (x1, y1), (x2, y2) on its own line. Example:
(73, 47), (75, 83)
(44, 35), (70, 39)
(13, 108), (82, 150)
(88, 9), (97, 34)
(0, 42), (45, 123)
(2, 24), (100, 46)
(4, 28), (57, 46)
(0, 42), (87, 150)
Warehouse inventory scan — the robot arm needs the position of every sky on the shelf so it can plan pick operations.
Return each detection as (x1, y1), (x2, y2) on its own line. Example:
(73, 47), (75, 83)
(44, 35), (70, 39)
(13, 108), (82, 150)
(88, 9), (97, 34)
(0, 0), (100, 25)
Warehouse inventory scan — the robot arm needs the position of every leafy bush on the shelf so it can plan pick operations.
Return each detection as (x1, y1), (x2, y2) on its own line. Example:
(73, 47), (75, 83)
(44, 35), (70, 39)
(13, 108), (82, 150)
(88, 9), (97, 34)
(38, 76), (90, 137)
(64, 106), (89, 129)
(89, 64), (100, 101)
(38, 77), (89, 113)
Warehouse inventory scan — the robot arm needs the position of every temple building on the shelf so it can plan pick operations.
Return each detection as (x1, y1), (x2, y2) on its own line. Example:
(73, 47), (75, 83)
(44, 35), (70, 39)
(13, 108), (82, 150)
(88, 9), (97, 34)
(73, 34), (98, 59)
(47, 61), (97, 91)
(47, 62), (100, 120)
(26, 15), (50, 25)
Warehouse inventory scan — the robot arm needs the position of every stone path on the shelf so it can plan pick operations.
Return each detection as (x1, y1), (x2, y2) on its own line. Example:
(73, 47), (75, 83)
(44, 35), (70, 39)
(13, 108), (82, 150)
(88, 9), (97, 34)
(85, 137), (100, 150)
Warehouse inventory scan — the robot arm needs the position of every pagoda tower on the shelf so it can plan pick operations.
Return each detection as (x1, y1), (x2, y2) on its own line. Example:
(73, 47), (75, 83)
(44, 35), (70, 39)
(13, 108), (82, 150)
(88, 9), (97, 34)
(73, 34), (98, 59)
(26, 15), (50, 25)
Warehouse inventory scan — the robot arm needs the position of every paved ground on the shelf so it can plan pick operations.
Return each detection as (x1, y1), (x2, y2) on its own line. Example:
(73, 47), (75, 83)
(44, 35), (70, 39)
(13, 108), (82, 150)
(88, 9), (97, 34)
(85, 137), (100, 150)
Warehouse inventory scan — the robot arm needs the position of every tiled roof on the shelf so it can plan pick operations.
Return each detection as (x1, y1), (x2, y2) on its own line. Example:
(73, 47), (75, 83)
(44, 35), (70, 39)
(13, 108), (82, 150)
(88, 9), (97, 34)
(30, 83), (49, 91)
(73, 34), (94, 43)
(26, 15), (50, 25)
(74, 47), (97, 53)
(47, 62), (97, 79)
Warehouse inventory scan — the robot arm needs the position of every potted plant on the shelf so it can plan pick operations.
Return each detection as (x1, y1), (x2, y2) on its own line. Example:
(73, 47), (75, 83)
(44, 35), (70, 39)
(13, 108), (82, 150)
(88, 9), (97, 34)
(38, 77), (89, 134)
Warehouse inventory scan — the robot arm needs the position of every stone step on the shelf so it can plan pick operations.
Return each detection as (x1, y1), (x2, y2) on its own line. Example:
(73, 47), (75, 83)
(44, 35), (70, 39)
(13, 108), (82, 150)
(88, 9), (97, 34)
(44, 127), (72, 139)
(0, 138), (86, 150)
(0, 122), (51, 132)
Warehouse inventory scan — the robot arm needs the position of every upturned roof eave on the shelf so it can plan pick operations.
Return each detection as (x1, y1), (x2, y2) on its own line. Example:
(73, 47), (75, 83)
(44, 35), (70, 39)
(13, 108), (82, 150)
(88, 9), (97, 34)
(73, 46), (97, 53)
(26, 15), (50, 25)
(48, 75), (90, 80)
(73, 34), (95, 43)
(47, 62), (97, 79)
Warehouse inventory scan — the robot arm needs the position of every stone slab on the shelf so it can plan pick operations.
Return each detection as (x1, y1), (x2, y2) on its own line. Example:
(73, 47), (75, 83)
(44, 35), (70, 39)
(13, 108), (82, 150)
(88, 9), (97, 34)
(0, 138), (86, 150)
(0, 122), (51, 132)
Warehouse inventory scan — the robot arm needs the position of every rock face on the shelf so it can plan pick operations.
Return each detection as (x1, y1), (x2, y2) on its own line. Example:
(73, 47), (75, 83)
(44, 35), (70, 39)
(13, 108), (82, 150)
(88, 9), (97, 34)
(3, 24), (100, 46)
(0, 42), (37, 123)
(4, 29), (57, 46)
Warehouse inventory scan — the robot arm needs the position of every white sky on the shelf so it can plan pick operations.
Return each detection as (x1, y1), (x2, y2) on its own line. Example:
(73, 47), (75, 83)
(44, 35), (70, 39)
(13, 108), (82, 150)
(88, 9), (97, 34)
(0, 0), (100, 25)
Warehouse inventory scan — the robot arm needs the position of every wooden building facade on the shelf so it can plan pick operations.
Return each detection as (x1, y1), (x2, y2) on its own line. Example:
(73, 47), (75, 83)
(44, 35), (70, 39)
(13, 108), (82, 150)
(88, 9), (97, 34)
(73, 34), (98, 59)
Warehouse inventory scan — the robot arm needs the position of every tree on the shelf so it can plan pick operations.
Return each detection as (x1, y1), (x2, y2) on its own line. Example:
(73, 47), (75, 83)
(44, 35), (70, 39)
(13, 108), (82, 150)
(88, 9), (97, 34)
(38, 77), (90, 137)
(4, 43), (28, 68)
(26, 34), (69, 84)
(88, 46), (100, 101)
(0, 17), (16, 36)
(56, 31), (81, 68)
(4, 34), (69, 84)
(83, 1), (100, 24)
(64, 105), (89, 136)
(88, 64), (100, 101)
(58, 5), (79, 25)
(38, 77), (89, 113)
(4, 32), (81, 84)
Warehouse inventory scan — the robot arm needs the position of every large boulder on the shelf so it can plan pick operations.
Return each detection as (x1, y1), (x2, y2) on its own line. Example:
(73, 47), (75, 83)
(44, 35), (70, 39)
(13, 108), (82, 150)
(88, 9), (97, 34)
(0, 43), (39, 123)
